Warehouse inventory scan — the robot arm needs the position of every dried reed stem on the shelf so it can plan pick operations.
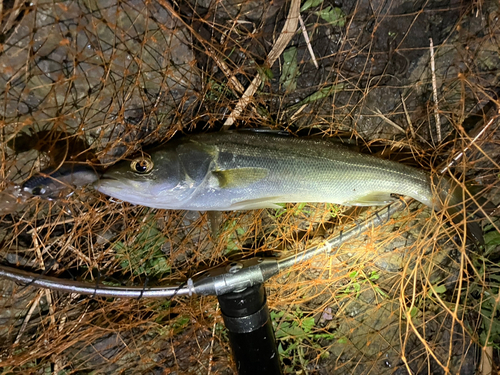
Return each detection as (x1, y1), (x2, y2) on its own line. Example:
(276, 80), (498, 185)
(207, 303), (219, 375)
(223, 0), (300, 128)
(14, 291), (43, 346)
(429, 38), (441, 143)
(401, 94), (415, 138)
(299, 14), (318, 69)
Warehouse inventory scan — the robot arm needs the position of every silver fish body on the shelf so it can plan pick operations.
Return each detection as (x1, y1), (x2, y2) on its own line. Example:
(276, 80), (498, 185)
(95, 131), (435, 211)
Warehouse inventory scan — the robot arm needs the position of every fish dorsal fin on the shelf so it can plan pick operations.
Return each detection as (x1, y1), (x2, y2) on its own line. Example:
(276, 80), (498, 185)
(212, 167), (269, 189)
(344, 192), (395, 206)
(235, 128), (290, 136)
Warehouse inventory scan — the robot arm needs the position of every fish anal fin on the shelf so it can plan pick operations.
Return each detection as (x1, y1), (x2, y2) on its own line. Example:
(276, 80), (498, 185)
(345, 192), (395, 206)
(212, 168), (269, 189)
(229, 196), (285, 210)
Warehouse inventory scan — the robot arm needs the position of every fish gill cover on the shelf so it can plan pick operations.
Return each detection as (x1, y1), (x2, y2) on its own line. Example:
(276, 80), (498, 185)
(0, 0), (499, 374)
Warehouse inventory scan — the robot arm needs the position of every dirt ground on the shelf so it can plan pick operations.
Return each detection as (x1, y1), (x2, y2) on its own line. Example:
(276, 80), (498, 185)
(0, 0), (500, 374)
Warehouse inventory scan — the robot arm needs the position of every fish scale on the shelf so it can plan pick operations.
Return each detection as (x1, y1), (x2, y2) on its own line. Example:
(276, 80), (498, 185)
(213, 133), (431, 206)
(96, 130), (433, 211)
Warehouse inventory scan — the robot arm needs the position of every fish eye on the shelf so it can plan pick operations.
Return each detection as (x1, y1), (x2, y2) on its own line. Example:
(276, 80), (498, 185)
(131, 157), (154, 174)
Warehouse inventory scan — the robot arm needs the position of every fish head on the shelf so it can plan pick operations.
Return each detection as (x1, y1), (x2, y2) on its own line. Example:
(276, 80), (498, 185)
(96, 149), (192, 208)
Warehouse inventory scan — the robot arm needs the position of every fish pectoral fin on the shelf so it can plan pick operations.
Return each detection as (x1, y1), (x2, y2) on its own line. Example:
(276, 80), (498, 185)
(345, 192), (395, 206)
(229, 197), (285, 210)
(212, 168), (269, 189)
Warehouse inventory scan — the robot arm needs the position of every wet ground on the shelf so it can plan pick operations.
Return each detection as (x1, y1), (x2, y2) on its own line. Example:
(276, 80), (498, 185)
(0, 0), (499, 374)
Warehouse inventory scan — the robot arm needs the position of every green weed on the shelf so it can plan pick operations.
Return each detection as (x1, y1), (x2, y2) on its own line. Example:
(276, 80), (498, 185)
(315, 6), (345, 27)
(113, 214), (171, 277)
(288, 84), (345, 111)
(222, 219), (247, 253)
(336, 270), (388, 299)
(300, 0), (324, 12)
(280, 47), (299, 92)
(272, 307), (335, 373)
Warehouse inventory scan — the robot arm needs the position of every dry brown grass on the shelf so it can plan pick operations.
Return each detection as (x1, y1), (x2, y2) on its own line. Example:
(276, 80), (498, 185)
(0, 0), (499, 374)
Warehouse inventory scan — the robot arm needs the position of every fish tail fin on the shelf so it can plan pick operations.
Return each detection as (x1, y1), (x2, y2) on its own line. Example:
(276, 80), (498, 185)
(433, 175), (484, 246)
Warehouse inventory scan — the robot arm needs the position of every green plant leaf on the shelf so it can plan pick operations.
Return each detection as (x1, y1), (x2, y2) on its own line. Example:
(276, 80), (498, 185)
(271, 310), (285, 321)
(275, 324), (307, 339)
(272, 308), (332, 368)
(485, 229), (500, 255)
(280, 47), (299, 92)
(374, 286), (388, 298)
(409, 307), (419, 318)
(257, 65), (274, 89)
(337, 336), (348, 344)
(352, 282), (361, 293)
(289, 83), (344, 110)
(314, 333), (336, 340)
(314, 6), (346, 27)
(302, 317), (316, 333)
(278, 342), (285, 355)
(434, 284), (447, 294)
(113, 215), (171, 277)
(428, 284), (447, 297)
(301, 0), (324, 12)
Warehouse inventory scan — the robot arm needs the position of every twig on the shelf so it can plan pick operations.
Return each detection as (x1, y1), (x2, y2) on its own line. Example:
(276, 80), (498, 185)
(480, 346), (493, 375)
(207, 303), (219, 375)
(45, 289), (56, 326)
(53, 357), (63, 375)
(14, 291), (43, 345)
(1, 0), (24, 34)
(372, 109), (405, 134)
(299, 14), (318, 69)
(28, 217), (76, 234)
(400, 94), (415, 138)
(31, 231), (46, 270)
(289, 103), (308, 122)
(207, 47), (245, 94)
(222, 0), (300, 129)
(157, 0), (245, 96)
(429, 38), (441, 143)
(439, 111), (498, 174)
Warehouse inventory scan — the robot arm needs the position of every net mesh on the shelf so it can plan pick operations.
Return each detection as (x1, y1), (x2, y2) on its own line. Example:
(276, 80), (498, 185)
(0, 0), (499, 373)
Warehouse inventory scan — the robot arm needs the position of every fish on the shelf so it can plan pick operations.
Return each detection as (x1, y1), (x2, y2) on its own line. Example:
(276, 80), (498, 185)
(23, 164), (101, 198)
(95, 130), (483, 242)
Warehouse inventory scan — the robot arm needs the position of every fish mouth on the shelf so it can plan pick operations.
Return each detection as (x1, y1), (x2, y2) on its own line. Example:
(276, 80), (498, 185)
(95, 176), (122, 192)
(98, 176), (119, 181)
